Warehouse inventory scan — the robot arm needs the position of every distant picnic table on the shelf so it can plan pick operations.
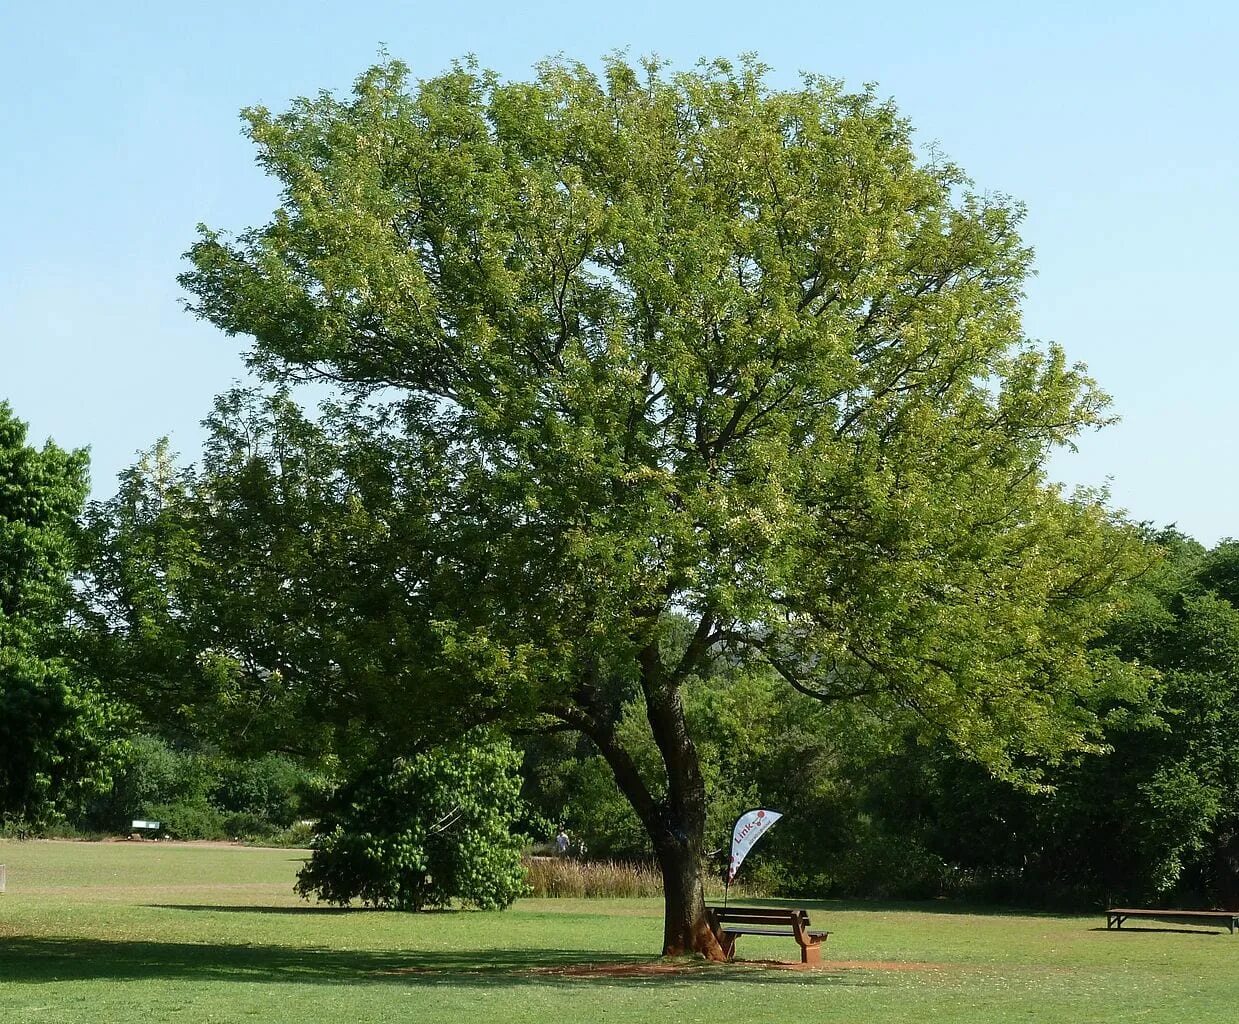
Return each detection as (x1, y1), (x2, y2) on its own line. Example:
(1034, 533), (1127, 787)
(1106, 908), (1239, 934)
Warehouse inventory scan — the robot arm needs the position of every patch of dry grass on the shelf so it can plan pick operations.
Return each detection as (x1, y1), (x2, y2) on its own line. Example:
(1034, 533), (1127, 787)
(523, 857), (663, 898)
(521, 857), (759, 899)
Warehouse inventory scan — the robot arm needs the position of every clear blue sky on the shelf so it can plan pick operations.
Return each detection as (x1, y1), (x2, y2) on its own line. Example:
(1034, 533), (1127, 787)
(3, 2), (1236, 541)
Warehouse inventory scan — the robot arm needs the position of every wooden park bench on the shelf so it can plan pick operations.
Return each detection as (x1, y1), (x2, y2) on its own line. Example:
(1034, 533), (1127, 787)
(706, 905), (829, 963)
(1106, 908), (1239, 934)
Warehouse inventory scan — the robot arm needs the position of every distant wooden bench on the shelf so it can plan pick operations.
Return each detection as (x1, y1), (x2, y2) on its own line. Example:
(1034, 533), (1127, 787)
(129, 819), (161, 840)
(706, 905), (829, 963)
(1106, 908), (1239, 934)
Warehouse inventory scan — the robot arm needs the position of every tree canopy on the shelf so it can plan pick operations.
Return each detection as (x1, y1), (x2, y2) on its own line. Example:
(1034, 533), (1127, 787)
(169, 55), (1150, 955)
(0, 402), (118, 824)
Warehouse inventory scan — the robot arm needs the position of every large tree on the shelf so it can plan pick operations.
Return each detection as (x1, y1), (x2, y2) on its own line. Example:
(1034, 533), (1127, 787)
(177, 56), (1148, 957)
(0, 402), (118, 823)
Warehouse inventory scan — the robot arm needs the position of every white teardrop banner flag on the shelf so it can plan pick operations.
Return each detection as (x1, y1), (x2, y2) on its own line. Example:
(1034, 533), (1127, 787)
(728, 808), (782, 883)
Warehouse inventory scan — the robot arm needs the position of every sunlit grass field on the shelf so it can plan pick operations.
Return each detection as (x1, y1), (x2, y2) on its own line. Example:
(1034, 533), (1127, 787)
(2, 840), (1238, 1023)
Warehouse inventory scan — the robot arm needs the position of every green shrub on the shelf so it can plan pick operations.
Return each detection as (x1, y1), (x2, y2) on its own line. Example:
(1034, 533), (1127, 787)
(221, 811), (272, 839)
(80, 735), (326, 842)
(0, 818), (35, 840)
(790, 819), (951, 900)
(86, 735), (211, 833)
(264, 820), (315, 848)
(295, 734), (526, 911)
(211, 755), (310, 828)
(145, 800), (225, 840)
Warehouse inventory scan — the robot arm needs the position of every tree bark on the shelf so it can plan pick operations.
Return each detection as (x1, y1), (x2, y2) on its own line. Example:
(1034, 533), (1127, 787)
(635, 633), (726, 959)
(655, 827), (724, 958)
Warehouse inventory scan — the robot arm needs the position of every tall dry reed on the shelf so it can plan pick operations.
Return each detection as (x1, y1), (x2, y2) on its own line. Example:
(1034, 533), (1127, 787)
(524, 857), (662, 898)
(523, 857), (760, 899)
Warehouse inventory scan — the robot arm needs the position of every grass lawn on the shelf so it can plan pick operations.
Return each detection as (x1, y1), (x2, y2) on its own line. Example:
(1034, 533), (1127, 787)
(2, 840), (1238, 1023)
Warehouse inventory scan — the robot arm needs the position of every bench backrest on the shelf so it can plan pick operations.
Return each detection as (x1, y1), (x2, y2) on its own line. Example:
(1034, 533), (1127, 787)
(707, 905), (818, 943)
(708, 906), (814, 927)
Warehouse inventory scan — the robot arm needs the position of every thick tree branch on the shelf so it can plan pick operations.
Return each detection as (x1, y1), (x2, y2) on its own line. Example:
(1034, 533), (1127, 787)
(553, 704), (664, 836)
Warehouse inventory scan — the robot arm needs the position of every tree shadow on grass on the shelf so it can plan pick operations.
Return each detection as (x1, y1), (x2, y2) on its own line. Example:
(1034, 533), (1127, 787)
(0, 937), (874, 990)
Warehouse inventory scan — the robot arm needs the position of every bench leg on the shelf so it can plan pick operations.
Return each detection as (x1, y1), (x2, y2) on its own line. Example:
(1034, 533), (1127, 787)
(719, 933), (737, 961)
(800, 941), (822, 966)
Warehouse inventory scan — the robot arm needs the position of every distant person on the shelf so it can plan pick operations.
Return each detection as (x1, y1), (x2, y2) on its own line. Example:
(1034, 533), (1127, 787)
(555, 827), (569, 856)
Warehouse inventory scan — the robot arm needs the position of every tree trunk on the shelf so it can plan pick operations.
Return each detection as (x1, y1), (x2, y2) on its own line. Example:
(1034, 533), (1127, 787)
(656, 833), (725, 959)
(582, 716), (727, 960)
(568, 631), (727, 960)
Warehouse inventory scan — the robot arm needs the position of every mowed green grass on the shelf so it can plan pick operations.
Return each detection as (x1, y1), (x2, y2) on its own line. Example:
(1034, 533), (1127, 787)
(2, 841), (1238, 1023)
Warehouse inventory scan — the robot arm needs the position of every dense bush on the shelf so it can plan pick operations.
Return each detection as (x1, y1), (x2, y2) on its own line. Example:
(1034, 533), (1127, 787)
(295, 735), (526, 910)
(144, 800), (226, 840)
(79, 735), (319, 841)
(210, 754), (314, 829)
